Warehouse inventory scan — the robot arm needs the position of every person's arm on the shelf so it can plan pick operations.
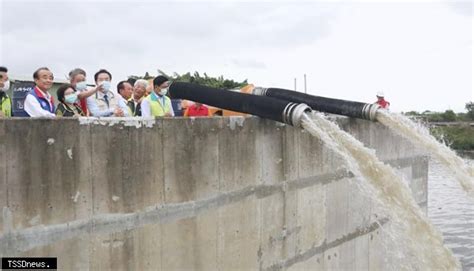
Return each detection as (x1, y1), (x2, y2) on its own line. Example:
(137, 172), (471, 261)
(183, 107), (189, 117)
(77, 86), (101, 100)
(24, 94), (56, 118)
(141, 99), (151, 117)
(118, 98), (131, 117)
(86, 96), (113, 117)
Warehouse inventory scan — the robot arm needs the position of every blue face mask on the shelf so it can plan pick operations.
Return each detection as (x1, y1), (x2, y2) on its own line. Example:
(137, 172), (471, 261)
(100, 81), (111, 92)
(65, 93), (78, 104)
(76, 81), (87, 91)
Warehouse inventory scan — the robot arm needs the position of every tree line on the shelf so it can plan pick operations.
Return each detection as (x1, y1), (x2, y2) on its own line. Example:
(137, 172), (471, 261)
(404, 102), (474, 122)
(128, 70), (248, 90)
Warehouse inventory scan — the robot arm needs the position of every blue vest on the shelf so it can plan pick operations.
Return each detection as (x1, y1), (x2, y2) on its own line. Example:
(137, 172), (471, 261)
(26, 89), (55, 116)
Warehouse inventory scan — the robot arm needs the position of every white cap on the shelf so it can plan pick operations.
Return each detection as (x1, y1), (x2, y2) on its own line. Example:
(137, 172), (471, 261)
(376, 91), (385, 97)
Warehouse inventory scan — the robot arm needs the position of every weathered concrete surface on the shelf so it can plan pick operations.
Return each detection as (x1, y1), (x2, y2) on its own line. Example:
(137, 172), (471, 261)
(0, 117), (428, 270)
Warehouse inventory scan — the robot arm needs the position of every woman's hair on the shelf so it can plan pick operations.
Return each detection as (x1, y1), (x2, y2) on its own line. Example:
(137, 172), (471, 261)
(57, 83), (75, 103)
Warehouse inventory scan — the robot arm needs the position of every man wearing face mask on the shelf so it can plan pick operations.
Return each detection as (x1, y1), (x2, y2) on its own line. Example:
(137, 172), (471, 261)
(86, 69), (130, 117)
(24, 67), (56, 118)
(0, 66), (12, 117)
(141, 75), (174, 117)
(68, 68), (101, 116)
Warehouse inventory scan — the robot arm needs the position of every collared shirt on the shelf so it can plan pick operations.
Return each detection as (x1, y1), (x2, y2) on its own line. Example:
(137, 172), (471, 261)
(86, 90), (131, 117)
(141, 92), (175, 117)
(127, 98), (142, 116)
(24, 87), (55, 118)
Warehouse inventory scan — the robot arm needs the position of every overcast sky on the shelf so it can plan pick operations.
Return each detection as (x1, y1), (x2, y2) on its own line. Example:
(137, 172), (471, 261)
(0, 0), (472, 112)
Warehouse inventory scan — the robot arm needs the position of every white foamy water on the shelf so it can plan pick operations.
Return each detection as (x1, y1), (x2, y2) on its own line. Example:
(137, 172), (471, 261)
(376, 111), (474, 197)
(302, 112), (459, 270)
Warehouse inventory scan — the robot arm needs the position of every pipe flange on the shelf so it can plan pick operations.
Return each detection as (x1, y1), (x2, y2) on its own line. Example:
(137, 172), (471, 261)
(291, 103), (312, 127)
(252, 87), (268, 96)
(362, 103), (381, 121)
(283, 103), (312, 127)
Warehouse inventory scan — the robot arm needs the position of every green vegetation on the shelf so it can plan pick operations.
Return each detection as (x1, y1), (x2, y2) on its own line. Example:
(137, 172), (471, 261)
(404, 102), (474, 151)
(431, 125), (474, 151)
(129, 70), (248, 89)
(404, 102), (474, 122)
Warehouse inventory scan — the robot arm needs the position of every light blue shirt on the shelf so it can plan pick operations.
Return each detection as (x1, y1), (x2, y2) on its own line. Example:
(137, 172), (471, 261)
(86, 90), (131, 117)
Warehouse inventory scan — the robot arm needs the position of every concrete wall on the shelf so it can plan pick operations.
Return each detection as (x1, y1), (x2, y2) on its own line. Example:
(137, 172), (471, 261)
(0, 117), (428, 270)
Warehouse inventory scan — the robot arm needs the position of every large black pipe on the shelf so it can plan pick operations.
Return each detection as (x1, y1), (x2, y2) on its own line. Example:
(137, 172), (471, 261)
(169, 82), (311, 127)
(252, 87), (380, 121)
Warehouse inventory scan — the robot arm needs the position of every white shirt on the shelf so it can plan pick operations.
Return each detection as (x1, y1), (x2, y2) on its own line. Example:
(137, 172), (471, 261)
(24, 87), (56, 118)
(141, 98), (151, 117)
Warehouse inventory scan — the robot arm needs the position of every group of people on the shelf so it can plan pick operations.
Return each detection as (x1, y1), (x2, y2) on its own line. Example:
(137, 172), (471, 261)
(0, 66), (389, 118)
(0, 66), (211, 118)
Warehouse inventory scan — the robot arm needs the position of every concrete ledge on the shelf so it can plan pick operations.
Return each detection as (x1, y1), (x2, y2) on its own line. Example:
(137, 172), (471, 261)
(0, 118), (428, 270)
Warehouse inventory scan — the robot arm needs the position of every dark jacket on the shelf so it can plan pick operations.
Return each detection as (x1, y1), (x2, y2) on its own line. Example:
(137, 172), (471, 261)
(56, 103), (85, 117)
(127, 99), (142, 116)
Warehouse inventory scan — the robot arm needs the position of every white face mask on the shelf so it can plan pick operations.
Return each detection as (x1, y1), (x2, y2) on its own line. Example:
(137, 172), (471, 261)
(75, 81), (88, 91)
(159, 87), (168, 96)
(0, 80), (10, 91)
(99, 80), (111, 92)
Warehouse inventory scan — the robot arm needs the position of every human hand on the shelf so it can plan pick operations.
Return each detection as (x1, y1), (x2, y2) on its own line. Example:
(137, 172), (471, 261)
(114, 108), (124, 117)
(95, 84), (104, 93)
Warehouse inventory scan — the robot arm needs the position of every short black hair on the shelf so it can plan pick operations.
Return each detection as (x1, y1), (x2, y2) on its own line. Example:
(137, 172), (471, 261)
(117, 80), (130, 94)
(0, 66), (8, 73)
(94, 69), (112, 83)
(127, 78), (137, 86)
(33, 67), (50, 80)
(153, 75), (168, 88)
(57, 84), (75, 103)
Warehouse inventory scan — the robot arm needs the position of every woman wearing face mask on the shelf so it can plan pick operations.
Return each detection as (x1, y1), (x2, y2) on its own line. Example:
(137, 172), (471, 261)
(141, 75), (175, 117)
(55, 84), (85, 117)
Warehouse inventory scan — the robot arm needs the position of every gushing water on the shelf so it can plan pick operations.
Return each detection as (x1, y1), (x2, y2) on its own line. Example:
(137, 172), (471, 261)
(301, 112), (459, 270)
(376, 110), (474, 197)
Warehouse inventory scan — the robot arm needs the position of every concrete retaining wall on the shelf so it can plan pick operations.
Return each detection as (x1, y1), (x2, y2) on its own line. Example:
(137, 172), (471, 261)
(0, 117), (428, 270)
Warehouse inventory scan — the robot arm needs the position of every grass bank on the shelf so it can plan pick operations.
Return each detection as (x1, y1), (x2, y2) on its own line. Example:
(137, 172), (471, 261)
(431, 125), (474, 151)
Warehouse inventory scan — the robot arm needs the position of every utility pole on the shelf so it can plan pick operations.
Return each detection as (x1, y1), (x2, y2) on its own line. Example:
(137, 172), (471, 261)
(304, 74), (307, 94)
(294, 78), (297, 91)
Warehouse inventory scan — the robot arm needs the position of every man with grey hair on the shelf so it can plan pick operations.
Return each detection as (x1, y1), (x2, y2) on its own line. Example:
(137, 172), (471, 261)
(127, 79), (148, 116)
(24, 67), (56, 118)
(68, 68), (101, 115)
(127, 79), (148, 117)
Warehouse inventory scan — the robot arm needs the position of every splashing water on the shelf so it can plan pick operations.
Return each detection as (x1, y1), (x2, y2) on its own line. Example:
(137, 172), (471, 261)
(301, 112), (460, 270)
(376, 111), (474, 197)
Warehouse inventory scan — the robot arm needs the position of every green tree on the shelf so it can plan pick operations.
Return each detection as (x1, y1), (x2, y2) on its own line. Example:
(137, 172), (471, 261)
(441, 110), (457, 122)
(130, 70), (248, 89)
(404, 111), (420, 116)
(466, 102), (474, 121)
